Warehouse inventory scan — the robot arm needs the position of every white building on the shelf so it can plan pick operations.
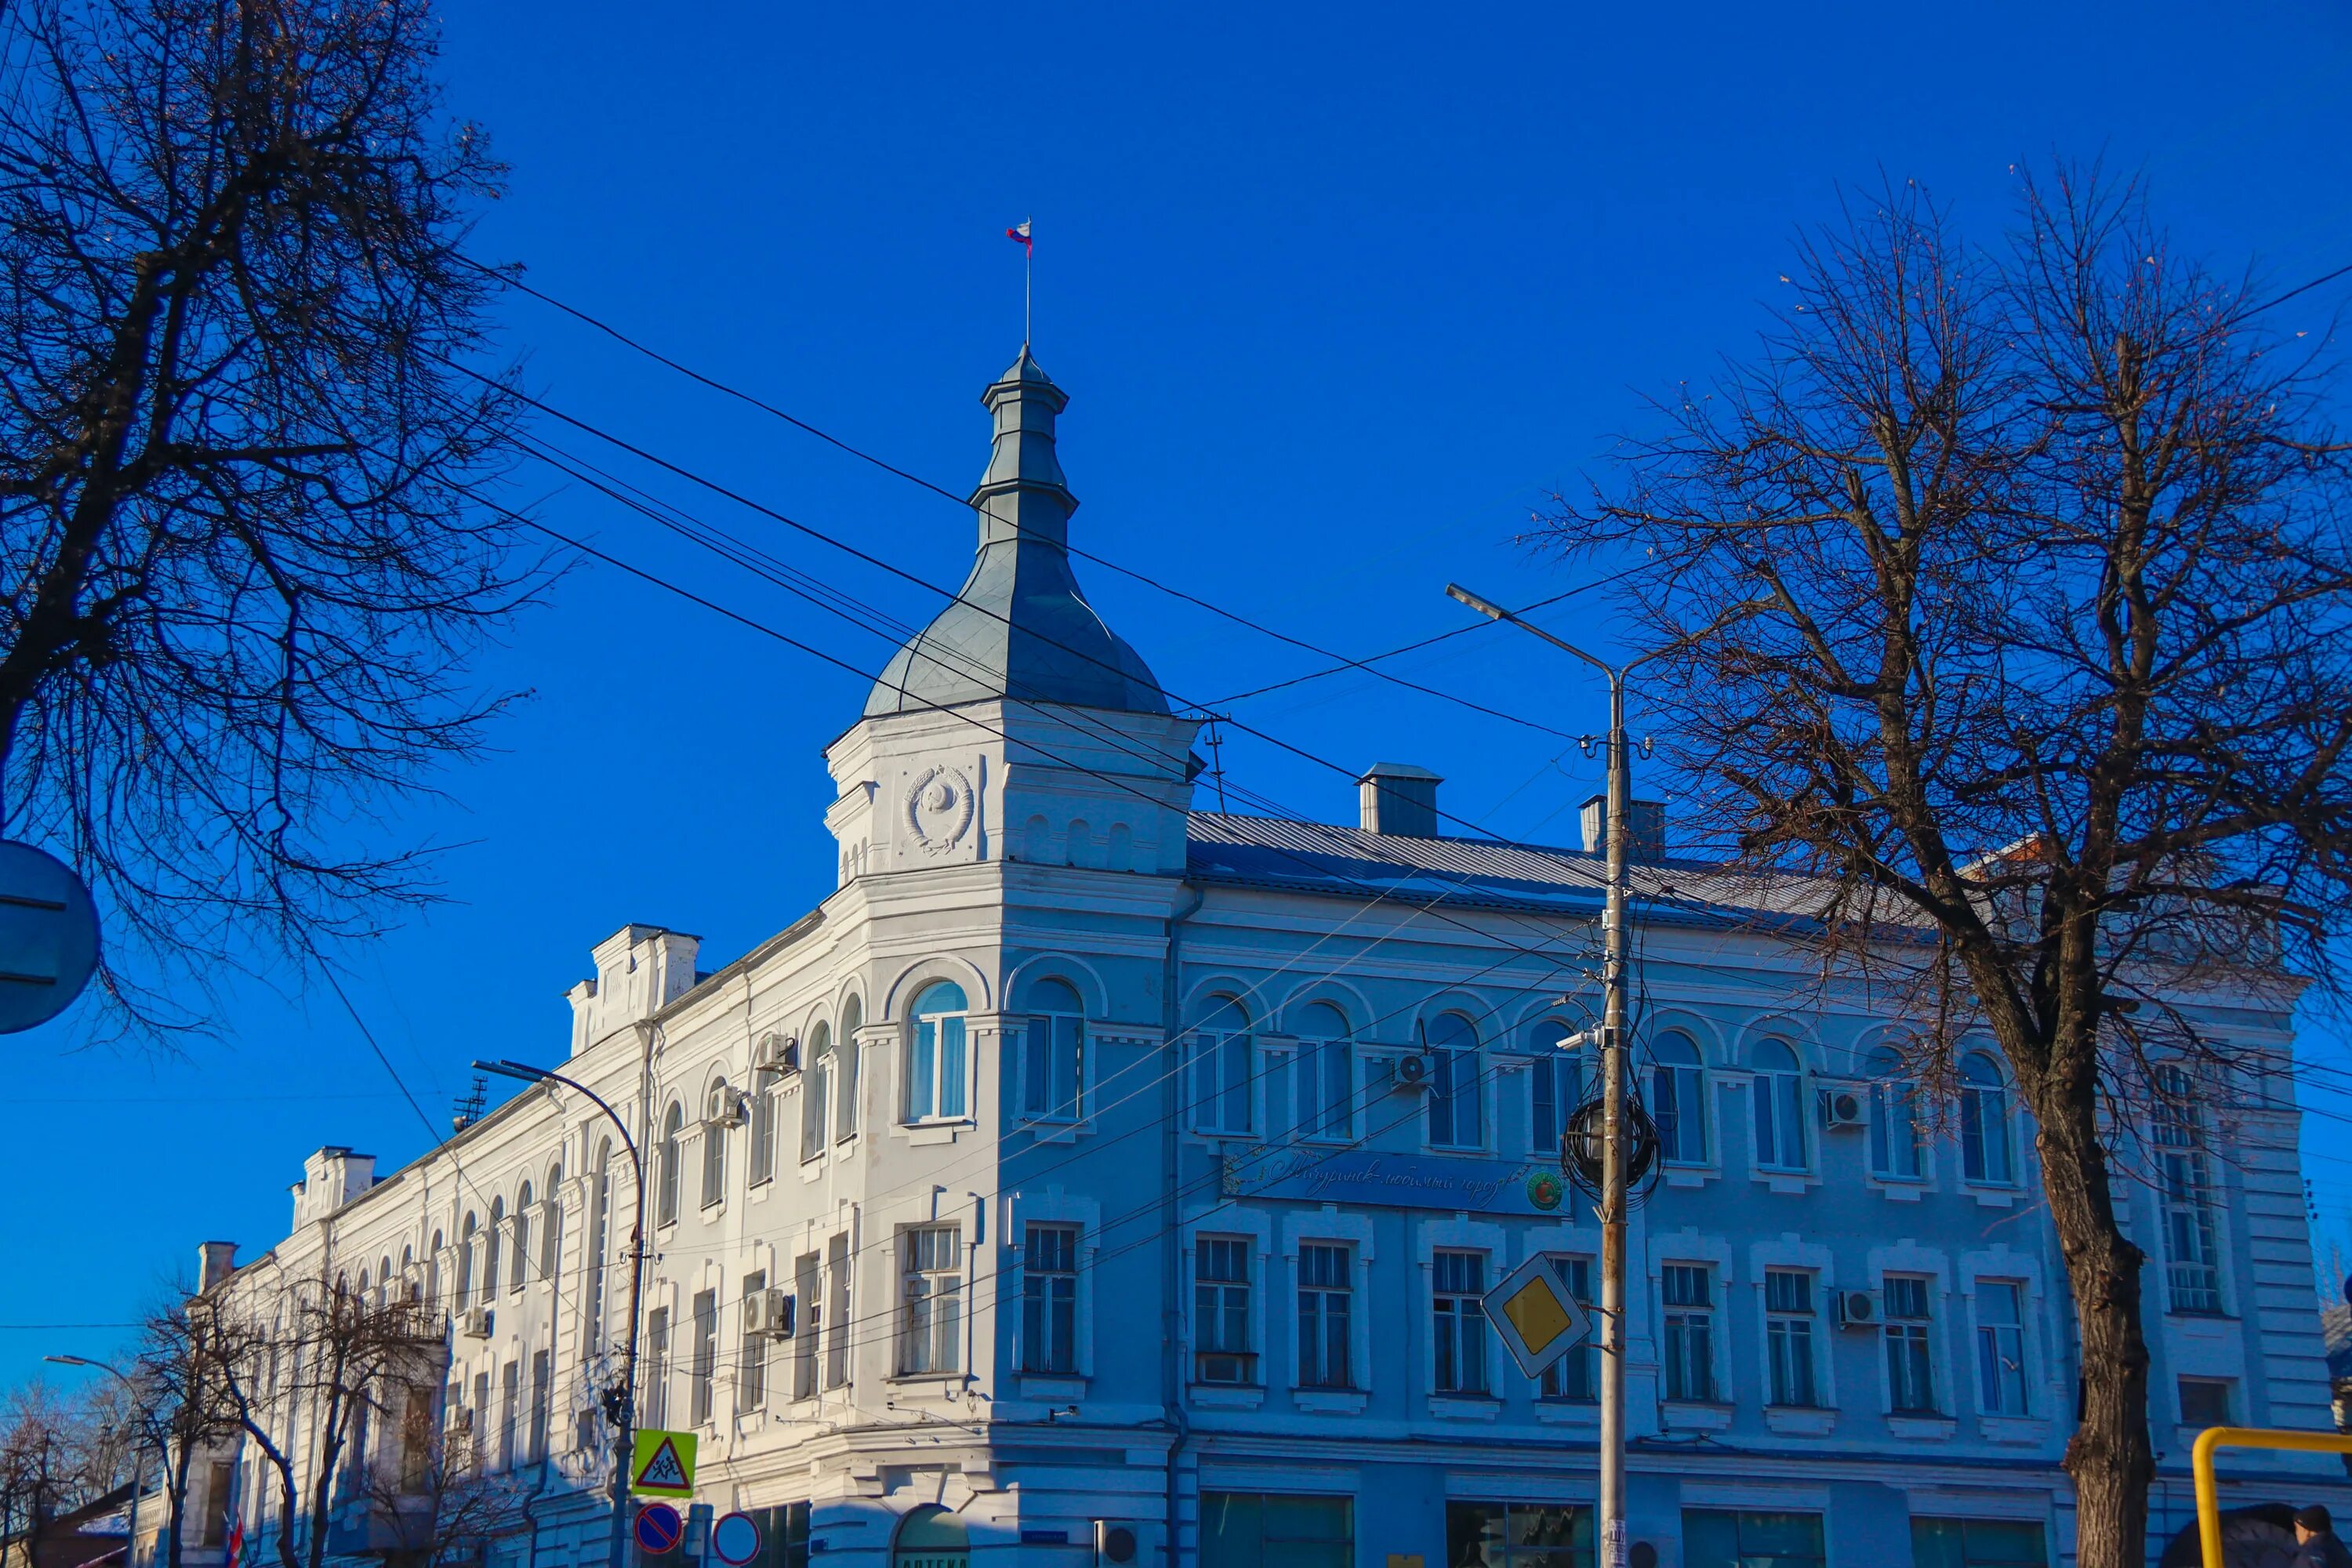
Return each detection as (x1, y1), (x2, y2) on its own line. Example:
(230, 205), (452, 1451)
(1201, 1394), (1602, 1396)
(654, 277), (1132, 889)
(174, 345), (2343, 1568)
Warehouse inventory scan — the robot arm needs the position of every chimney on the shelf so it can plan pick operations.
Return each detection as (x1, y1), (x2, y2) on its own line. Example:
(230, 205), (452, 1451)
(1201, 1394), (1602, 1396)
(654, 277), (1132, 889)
(1580, 795), (1666, 862)
(196, 1241), (238, 1294)
(1358, 763), (1443, 838)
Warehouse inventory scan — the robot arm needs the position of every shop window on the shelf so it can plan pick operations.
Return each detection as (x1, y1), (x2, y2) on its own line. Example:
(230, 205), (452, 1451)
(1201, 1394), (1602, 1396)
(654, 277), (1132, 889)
(1683, 1511), (1825, 1568)
(1200, 1492), (1351, 1568)
(1448, 1503), (1592, 1568)
(1911, 1518), (2047, 1568)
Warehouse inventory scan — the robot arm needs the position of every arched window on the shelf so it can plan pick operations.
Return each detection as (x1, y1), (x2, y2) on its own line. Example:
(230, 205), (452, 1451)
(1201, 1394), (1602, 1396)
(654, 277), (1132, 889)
(1959, 1052), (2014, 1185)
(541, 1165), (563, 1280)
(401, 1245), (417, 1302)
(1189, 993), (1252, 1135)
(426, 1233), (442, 1306)
(511, 1183), (534, 1290)
(1865, 1045), (1924, 1181)
(2153, 1064), (2222, 1313)
(376, 1257), (392, 1306)
(1650, 1033), (1708, 1165)
(892, 1506), (969, 1567)
(906, 982), (970, 1122)
(657, 1102), (684, 1226)
(357, 1269), (372, 1306)
(702, 1082), (731, 1208)
(1022, 978), (1085, 1123)
(585, 1139), (612, 1351)
(1528, 1019), (1585, 1156)
(1425, 1012), (1483, 1149)
(750, 1057), (779, 1186)
(485, 1198), (506, 1296)
(837, 996), (864, 1142)
(1751, 1039), (1806, 1172)
(456, 1214), (477, 1308)
(803, 1022), (834, 1162)
(1290, 1002), (1353, 1141)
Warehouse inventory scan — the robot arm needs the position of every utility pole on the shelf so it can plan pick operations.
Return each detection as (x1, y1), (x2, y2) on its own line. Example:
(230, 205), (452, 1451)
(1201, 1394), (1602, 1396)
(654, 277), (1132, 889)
(1446, 583), (1657, 1568)
(474, 1060), (646, 1568)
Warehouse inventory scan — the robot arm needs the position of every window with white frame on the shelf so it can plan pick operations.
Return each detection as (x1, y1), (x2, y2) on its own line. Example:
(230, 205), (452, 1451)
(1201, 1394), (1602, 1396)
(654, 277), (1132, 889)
(641, 1305), (667, 1426)
(2154, 1064), (2223, 1315)
(1194, 1236), (1254, 1385)
(1432, 1250), (1490, 1396)
(539, 1164), (562, 1281)
(2178, 1376), (2234, 1427)
(1290, 1002), (1356, 1142)
(1866, 1045), (1924, 1181)
(1764, 1269), (1819, 1407)
(1958, 1052), (2015, 1184)
(1751, 1039), (1807, 1172)
(700, 1083), (731, 1207)
(1975, 1279), (2028, 1414)
(898, 1225), (962, 1375)
(1529, 1020), (1584, 1158)
(688, 1288), (717, 1425)
(1189, 996), (1254, 1135)
(656, 1102), (684, 1225)
(1426, 1013), (1484, 1149)
(1651, 1033), (1708, 1164)
(801, 1022), (833, 1163)
(510, 1185), (532, 1291)
(1661, 1263), (1716, 1402)
(738, 1271), (768, 1412)
(836, 995), (862, 1142)
(584, 1145), (611, 1350)
(905, 982), (970, 1123)
(1022, 1223), (1079, 1374)
(456, 1215), (476, 1308)
(1538, 1256), (1596, 1401)
(1022, 978), (1086, 1123)
(1884, 1274), (1936, 1413)
(750, 1066), (778, 1185)
(485, 1199), (505, 1299)
(1296, 1243), (1352, 1390)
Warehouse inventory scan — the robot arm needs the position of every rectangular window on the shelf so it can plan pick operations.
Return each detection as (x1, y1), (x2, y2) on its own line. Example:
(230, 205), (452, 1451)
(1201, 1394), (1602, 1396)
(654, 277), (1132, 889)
(1531, 1053), (1584, 1157)
(739, 1271), (771, 1411)
(1200, 1492), (1352, 1568)
(1869, 1072), (1925, 1180)
(1975, 1281), (2028, 1415)
(1653, 1055), (1708, 1164)
(898, 1225), (962, 1375)
(1022, 1224), (1080, 1374)
(800, 1055), (830, 1164)
(1432, 1250), (1490, 1396)
(1764, 1269), (1818, 1408)
(750, 1086), (777, 1186)
(1885, 1274), (1936, 1413)
(528, 1351), (550, 1462)
(1023, 1013), (1085, 1122)
(1296, 1243), (1353, 1390)
(643, 1307), (670, 1428)
(1448, 1503), (1593, 1568)
(2179, 1376), (2234, 1428)
(1911, 1518), (2048, 1568)
(906, 1012), (967, 1122)
(499, 1359), (518, 1470)
(1429, 1047), (1483, 1149)
(837, 1027), (860, 1143)
(791, 1254), (818, 1399)
(1191, 1030), (1254, 1134)
(745, 1503), (812, 1568)
(688, 1289), (718, 1425)
(1308, 1038), (1352, 1139)
(824, 1233), (851, 1388)
(1685, 1511), (1825, 1568)
(1195, 1236), (1255, 1385)
(1662, 1264), (1716, 1402)
(1540, 1256), (1596, 1401)
(201, 1462), (234, 1545)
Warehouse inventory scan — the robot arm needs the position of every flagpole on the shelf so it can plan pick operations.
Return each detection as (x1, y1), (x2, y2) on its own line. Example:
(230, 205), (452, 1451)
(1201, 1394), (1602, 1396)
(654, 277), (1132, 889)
(1025, 215), (1033, 344)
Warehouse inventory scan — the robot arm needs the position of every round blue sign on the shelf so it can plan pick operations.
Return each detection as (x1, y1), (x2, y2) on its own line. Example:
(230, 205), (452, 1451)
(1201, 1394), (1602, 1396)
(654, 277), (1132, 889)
(635, 1504), (684, 1555)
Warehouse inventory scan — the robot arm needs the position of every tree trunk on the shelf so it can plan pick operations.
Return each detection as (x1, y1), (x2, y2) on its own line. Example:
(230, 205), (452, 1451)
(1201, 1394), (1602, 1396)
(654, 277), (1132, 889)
(2038, 1077), (2154, 1568)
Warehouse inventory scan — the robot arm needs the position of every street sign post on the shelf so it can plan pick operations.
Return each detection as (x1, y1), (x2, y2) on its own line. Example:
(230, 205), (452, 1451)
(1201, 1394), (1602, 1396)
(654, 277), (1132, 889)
(1480, 1251), (1595, 1381)
(630, 1429), (698, 1498)
(0, 842), (99, 1034)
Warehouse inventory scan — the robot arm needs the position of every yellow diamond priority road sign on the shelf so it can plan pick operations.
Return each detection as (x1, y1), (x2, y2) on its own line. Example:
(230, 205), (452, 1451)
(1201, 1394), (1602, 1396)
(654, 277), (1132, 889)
(630, 1429), (697, 1497)
(1481, 1252), (1594, 1381)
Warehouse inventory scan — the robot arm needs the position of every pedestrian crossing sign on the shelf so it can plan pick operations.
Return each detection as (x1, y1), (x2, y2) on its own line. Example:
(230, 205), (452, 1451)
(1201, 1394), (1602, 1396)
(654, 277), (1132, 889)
(630, 1429), (697, 1497)
(1481, 1251), (1594, 1380)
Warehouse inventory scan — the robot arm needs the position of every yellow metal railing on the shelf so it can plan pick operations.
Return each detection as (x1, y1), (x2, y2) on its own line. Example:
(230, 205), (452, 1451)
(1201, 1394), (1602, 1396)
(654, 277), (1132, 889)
(2191, 1426), (2352, 1568)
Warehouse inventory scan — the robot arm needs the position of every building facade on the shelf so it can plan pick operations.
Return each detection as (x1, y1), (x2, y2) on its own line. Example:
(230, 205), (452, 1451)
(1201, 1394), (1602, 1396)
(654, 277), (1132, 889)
(178, 346), (2343, 1568)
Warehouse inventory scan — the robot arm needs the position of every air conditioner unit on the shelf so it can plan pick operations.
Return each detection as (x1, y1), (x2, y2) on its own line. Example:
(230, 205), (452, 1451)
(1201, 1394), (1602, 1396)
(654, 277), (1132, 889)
(742, 1288), (796, 1339)
(753, 1032), (800, 1078)
(1094, 1520), (1163, 1566)
(1391, 1054), (1433, 1092)
(1819, 1087), (1867, 1131)
(457, 1306), (492, 1340)
(706, 1089), (750, 1129)
(1833, 1289), (1879, 1329)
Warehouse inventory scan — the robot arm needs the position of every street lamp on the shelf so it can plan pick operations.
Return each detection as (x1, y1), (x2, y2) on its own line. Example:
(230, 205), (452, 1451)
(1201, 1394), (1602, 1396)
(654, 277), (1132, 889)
(470, 1059), (646, 1568)
(45, 1356), (147, 1568)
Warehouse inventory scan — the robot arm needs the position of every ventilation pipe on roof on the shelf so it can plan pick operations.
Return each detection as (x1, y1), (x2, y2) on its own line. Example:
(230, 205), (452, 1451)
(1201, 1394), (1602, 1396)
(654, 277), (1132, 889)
(1581, 795), (1667, 863)
(1358, 763), (1443, 838)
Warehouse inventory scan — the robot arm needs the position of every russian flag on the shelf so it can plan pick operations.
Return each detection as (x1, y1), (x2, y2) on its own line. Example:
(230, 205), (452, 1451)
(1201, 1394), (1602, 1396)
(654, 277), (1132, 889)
(1006, 220), (1032, 250)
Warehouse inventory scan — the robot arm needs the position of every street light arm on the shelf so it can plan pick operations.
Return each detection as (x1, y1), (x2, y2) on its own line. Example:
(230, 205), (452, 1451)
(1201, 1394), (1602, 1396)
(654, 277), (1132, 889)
(1446, 583), (1615, 677)
(473, 1059), (640, 1177)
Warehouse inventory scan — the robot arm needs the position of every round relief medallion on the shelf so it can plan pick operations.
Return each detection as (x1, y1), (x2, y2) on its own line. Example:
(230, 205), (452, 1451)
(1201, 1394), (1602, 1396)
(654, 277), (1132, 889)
(905, 764), (976, 855)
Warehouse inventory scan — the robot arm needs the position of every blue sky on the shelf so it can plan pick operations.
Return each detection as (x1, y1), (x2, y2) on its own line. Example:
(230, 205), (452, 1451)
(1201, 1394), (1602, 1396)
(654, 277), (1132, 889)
(9, 1), (2352, 1381)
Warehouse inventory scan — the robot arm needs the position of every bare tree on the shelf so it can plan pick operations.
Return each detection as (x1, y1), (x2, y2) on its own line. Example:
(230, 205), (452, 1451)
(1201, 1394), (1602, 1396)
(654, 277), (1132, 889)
(350, 1407), (527, 1568)
(0, 1381), (104, 1561)
(0, 0), (540, 1038)
(132, 1294), (243, 1568)
(1540, 168), (2352, 1568)
(206, 1274), (445, 1568)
